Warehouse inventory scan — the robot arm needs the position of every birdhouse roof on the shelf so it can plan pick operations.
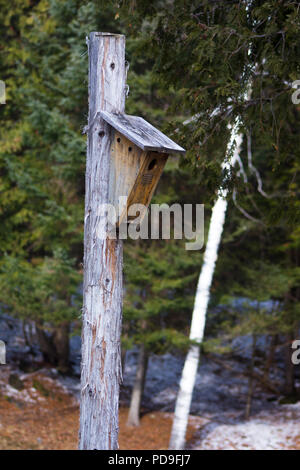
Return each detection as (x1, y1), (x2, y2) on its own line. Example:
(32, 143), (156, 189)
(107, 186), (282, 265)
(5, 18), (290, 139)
(100, 111), (186, 155)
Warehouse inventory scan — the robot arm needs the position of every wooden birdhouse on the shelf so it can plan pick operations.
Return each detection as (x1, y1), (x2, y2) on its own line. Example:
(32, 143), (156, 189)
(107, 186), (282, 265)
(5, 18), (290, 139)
(100, 111), (186, 226)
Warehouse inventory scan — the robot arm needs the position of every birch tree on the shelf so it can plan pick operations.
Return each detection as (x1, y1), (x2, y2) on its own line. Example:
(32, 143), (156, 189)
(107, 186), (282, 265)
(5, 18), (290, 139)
(169, 125), (244, 450)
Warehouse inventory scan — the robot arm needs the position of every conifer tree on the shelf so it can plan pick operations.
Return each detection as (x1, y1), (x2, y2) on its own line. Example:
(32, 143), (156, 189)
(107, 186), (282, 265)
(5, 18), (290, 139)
(119, 0), (300, 446)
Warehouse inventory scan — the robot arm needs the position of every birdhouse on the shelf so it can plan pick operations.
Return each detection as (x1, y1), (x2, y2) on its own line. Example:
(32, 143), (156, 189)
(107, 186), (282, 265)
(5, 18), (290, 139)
(100, 111), (186, 226)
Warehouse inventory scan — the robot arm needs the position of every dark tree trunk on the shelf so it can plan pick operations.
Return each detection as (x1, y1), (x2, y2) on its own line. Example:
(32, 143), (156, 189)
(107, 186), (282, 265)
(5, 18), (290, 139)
(245, 334), (256, 420)
(127, 344), (149, 427)
(121, 322), (129, 375)
(53, 322), (70, 374)
(264, 334), (277, 382)
(22, 321), (30, 348)
(36, 322), (70, 373)
(121, 347), (127, 374)
(36, 325), (57, 365)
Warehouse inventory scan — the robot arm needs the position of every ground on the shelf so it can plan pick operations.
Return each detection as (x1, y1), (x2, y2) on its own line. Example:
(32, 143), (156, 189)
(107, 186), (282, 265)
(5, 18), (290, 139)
(0, 367), (196, 450)
(0, 366), (299, 450)
(188, 405), (300, 450)
(2, 316), (300, 449)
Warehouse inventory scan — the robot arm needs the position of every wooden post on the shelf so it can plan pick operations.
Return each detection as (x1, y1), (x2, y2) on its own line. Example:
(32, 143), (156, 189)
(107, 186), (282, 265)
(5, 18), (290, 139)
(79, 32), (126, 450)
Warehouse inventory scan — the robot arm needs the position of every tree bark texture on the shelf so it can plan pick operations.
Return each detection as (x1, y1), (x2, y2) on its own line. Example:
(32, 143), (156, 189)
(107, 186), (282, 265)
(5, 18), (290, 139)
(79, 32), (126, 450)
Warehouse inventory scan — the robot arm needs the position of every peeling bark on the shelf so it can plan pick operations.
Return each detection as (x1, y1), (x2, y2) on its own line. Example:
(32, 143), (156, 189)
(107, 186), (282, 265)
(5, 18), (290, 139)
(79, 32), (126, 450)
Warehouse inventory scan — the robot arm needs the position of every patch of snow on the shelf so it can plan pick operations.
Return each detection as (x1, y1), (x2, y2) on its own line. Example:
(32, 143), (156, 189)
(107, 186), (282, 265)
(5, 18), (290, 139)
(4, 384), (36, 404)
(191, 404), (300, 450)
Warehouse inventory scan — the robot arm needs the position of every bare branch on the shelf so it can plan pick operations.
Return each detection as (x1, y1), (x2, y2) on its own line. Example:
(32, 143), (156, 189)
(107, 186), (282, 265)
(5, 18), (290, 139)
(247, 132), (271, 198)
(236, 153), (248, 183)
(232, 187), (264, 225)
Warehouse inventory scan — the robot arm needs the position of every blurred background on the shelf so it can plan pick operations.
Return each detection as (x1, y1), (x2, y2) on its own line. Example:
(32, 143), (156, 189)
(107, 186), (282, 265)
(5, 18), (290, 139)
(0, 0), (299, 450)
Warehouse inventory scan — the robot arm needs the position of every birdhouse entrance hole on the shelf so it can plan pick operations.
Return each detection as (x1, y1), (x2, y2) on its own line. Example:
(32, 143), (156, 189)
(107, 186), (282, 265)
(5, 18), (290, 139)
(148, 159), (157, 170)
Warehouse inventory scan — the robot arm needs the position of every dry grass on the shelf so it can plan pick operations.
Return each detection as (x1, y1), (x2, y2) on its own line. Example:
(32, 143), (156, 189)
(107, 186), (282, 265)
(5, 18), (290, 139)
(0, 372), (196, 450)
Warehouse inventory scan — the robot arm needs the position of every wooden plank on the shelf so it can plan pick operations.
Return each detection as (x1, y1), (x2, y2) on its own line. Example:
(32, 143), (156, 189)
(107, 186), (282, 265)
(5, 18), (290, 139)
(109, 131), (145, 214)
(79, 32), (125, 450)
(118, 151), (168, 226)
(100, 111), (186, 155)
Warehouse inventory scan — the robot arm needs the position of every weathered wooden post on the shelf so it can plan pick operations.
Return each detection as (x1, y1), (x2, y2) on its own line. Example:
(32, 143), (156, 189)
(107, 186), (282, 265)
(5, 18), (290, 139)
(79, 32), (185, 450)
(79, 32), (126, 450)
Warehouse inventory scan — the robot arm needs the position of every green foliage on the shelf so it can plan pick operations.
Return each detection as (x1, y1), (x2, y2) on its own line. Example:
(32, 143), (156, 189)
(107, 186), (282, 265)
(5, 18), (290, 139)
(118, 0), (300, 352)
(0, 0), (205, 362)
(0, 250), (81, 325)
(119, 0), (300, 214)
(1, 0), (299, 371)
(0, 0), (93, 332)
(124, 236), (201, 353)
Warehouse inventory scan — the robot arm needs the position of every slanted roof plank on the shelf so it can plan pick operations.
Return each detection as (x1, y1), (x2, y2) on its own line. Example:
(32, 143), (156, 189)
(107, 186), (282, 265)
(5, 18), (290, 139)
(100, 111), (185, 155)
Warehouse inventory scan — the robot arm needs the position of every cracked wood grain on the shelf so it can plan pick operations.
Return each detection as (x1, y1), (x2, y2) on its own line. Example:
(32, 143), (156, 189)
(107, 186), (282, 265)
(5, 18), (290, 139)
(79, 32), (126, 450)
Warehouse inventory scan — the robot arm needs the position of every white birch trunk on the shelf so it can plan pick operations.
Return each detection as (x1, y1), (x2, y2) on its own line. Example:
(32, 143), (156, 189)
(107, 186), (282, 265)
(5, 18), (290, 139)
(79, 32), (126, 450)
(169, 126), (243, 450)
